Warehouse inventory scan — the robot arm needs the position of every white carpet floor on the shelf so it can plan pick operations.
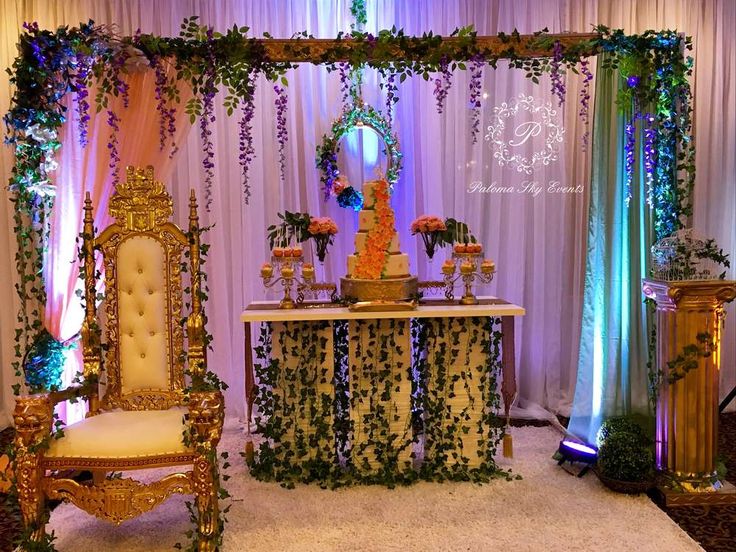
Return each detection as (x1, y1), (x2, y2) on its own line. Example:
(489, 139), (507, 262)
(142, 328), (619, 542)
(46, 420), (703, 552)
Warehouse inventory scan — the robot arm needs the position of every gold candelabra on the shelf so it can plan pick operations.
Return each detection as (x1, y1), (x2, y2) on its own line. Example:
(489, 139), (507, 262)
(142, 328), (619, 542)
(261, 252), (337, 309)
(441, 252), (496, 305)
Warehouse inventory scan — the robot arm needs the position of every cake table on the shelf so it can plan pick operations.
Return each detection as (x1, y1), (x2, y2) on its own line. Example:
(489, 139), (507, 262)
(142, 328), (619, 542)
(241, 297), (525, 483)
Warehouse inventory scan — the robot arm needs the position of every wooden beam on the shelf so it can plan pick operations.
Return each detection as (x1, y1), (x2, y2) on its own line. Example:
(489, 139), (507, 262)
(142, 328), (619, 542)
(256, 32), (600, 63)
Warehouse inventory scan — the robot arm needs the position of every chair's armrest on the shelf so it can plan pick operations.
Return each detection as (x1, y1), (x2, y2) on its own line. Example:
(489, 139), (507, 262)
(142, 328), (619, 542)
(46, 383), (94, 407)
(187, 391), (225, 450)
(14, 381), (96, 447)
(13, 394), (54, 450)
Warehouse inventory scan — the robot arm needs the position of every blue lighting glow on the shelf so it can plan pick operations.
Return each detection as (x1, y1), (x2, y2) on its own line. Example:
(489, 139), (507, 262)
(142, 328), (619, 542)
(561, 440), (597, 456)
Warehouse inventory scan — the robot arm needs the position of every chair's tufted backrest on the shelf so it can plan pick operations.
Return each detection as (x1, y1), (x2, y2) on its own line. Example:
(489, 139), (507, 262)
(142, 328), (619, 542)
(96, 166), (188, 411)
(117, 235), (170, 394)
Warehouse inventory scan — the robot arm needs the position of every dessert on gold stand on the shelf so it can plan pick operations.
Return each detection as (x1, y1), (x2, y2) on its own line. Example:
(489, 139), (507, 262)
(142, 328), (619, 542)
(261, 246), (337, 309)
(441, 242), (496, 304)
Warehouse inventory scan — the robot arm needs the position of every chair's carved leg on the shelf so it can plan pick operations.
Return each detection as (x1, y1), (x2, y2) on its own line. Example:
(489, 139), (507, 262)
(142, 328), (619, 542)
(13, 396), (53, 544)
(16, 447), (46, 542)
(188, 390), (225, 552)
(193, 455), (219, 552)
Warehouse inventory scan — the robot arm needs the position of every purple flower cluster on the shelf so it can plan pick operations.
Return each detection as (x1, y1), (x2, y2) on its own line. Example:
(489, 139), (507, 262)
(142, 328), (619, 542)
(106, 109), (121, 186)
(199, 29), (217, 212)
(551, 41), (566, 107)
(578, 58), (593, 150)
(73, 53), (92, 147)
(111, 50), (130, 109)
(274, 85), (289, 183)
(23, 22), (46, 65)
(338, 62), (351, 107)
(318, 149), (338, 200)
(624, 115), (636, 206)
(643, 113), (657, 206)
(239, 75), (257, 204)
(468, 54), (484, 144)
(384, 72), (397, 127)
(433, 56), (452, 114)
(152, 57), (177, 155)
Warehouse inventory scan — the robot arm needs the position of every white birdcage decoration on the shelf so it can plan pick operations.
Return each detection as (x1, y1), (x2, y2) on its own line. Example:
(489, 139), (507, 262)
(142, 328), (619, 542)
(650, 229), (730, 281)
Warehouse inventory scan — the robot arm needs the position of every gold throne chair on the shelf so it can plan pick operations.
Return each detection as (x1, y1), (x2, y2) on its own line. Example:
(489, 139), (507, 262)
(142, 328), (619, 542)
(13, 166), (224, 551)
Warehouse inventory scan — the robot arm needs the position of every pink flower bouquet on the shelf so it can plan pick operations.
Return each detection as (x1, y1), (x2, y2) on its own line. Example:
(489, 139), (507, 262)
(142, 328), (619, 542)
(308, 216), (338, 262)
(410, 215), (447, 259)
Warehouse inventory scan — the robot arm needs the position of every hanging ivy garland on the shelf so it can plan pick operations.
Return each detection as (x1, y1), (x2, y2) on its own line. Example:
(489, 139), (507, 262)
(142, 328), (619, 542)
(315, 103), (402, 209)
(250, 316), (517, 487)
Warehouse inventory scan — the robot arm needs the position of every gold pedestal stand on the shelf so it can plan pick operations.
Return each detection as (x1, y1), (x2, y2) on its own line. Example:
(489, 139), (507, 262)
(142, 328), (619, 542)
(643, 279), (736, 506)
(261, 256), (337, 309)
(442, 252), (495, 304)
(340, 275), (418, 311)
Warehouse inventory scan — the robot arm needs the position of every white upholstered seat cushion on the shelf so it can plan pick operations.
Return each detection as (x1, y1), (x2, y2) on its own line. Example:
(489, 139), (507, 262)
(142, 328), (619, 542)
(45, 408), (190, 460)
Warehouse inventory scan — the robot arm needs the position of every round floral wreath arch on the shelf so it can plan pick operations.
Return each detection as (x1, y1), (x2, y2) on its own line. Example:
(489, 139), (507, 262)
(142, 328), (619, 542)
(315, 103), (402, 210)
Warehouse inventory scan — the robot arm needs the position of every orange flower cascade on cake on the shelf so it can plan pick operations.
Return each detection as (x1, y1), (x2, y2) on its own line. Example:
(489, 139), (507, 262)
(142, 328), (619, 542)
(354, 179), (395, 279)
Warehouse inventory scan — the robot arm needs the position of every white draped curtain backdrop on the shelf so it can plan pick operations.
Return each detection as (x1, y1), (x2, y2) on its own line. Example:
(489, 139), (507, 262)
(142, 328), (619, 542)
(0, 0), (733, 426)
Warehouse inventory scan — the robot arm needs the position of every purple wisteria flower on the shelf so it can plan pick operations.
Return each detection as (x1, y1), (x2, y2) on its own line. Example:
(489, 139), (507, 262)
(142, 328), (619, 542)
(199, 28), (217, 212)
(274, 84), (288, 183)
(643, 113), (657, 206)
(338, 62), (351, 107)
(384, 72), (397, 127)
(111, 48), (130, 109)
(106, 109), (121, 186)
(551, 41), (566, 107)
(73, 53), (92, 147)
(468, 54), (484, 144)
(239, 74), (257, 204)
(152, 57), (177, 155)
(624, 115), (637, 206)
(433, 56), (452, 114)
(579, 58), (593, 150)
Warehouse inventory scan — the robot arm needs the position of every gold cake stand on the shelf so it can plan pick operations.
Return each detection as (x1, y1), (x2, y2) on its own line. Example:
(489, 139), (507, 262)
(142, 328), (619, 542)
(340, 275), (418, 311)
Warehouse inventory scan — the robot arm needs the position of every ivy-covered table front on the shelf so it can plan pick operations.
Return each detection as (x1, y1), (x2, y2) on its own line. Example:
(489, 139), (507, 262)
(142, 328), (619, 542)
(241, 298), (524, 485)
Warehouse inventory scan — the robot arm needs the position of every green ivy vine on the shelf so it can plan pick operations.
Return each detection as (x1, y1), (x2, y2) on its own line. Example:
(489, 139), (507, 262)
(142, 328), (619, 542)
(249, 316), (515, 487)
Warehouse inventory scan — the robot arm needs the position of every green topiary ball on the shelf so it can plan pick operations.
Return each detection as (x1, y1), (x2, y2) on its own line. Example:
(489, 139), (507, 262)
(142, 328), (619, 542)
(596, 416), (645, 447)
(597, 432), (654, 482)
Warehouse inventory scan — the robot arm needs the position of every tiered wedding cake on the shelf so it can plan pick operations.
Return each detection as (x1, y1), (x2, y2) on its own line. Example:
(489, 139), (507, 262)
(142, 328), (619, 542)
(340, 179), (417, 303)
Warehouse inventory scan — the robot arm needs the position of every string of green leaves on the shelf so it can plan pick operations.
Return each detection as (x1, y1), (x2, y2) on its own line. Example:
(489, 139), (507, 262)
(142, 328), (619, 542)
(249, 316), (516, 487)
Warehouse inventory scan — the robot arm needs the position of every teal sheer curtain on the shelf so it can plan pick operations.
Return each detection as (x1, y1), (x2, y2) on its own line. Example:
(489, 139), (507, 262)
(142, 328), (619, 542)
(568, 54), (654, 445)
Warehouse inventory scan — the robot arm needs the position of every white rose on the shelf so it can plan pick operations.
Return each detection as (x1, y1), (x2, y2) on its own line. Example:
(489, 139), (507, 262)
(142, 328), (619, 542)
(25, 124), (58, 144)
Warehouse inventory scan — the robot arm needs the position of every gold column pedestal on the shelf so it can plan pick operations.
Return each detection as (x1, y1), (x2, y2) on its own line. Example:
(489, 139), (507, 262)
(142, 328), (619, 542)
(643, 279), (736, 506)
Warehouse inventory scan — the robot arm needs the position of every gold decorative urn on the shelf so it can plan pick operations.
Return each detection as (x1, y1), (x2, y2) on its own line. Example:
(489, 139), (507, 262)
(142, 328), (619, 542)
(643, 278), (736, 504)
